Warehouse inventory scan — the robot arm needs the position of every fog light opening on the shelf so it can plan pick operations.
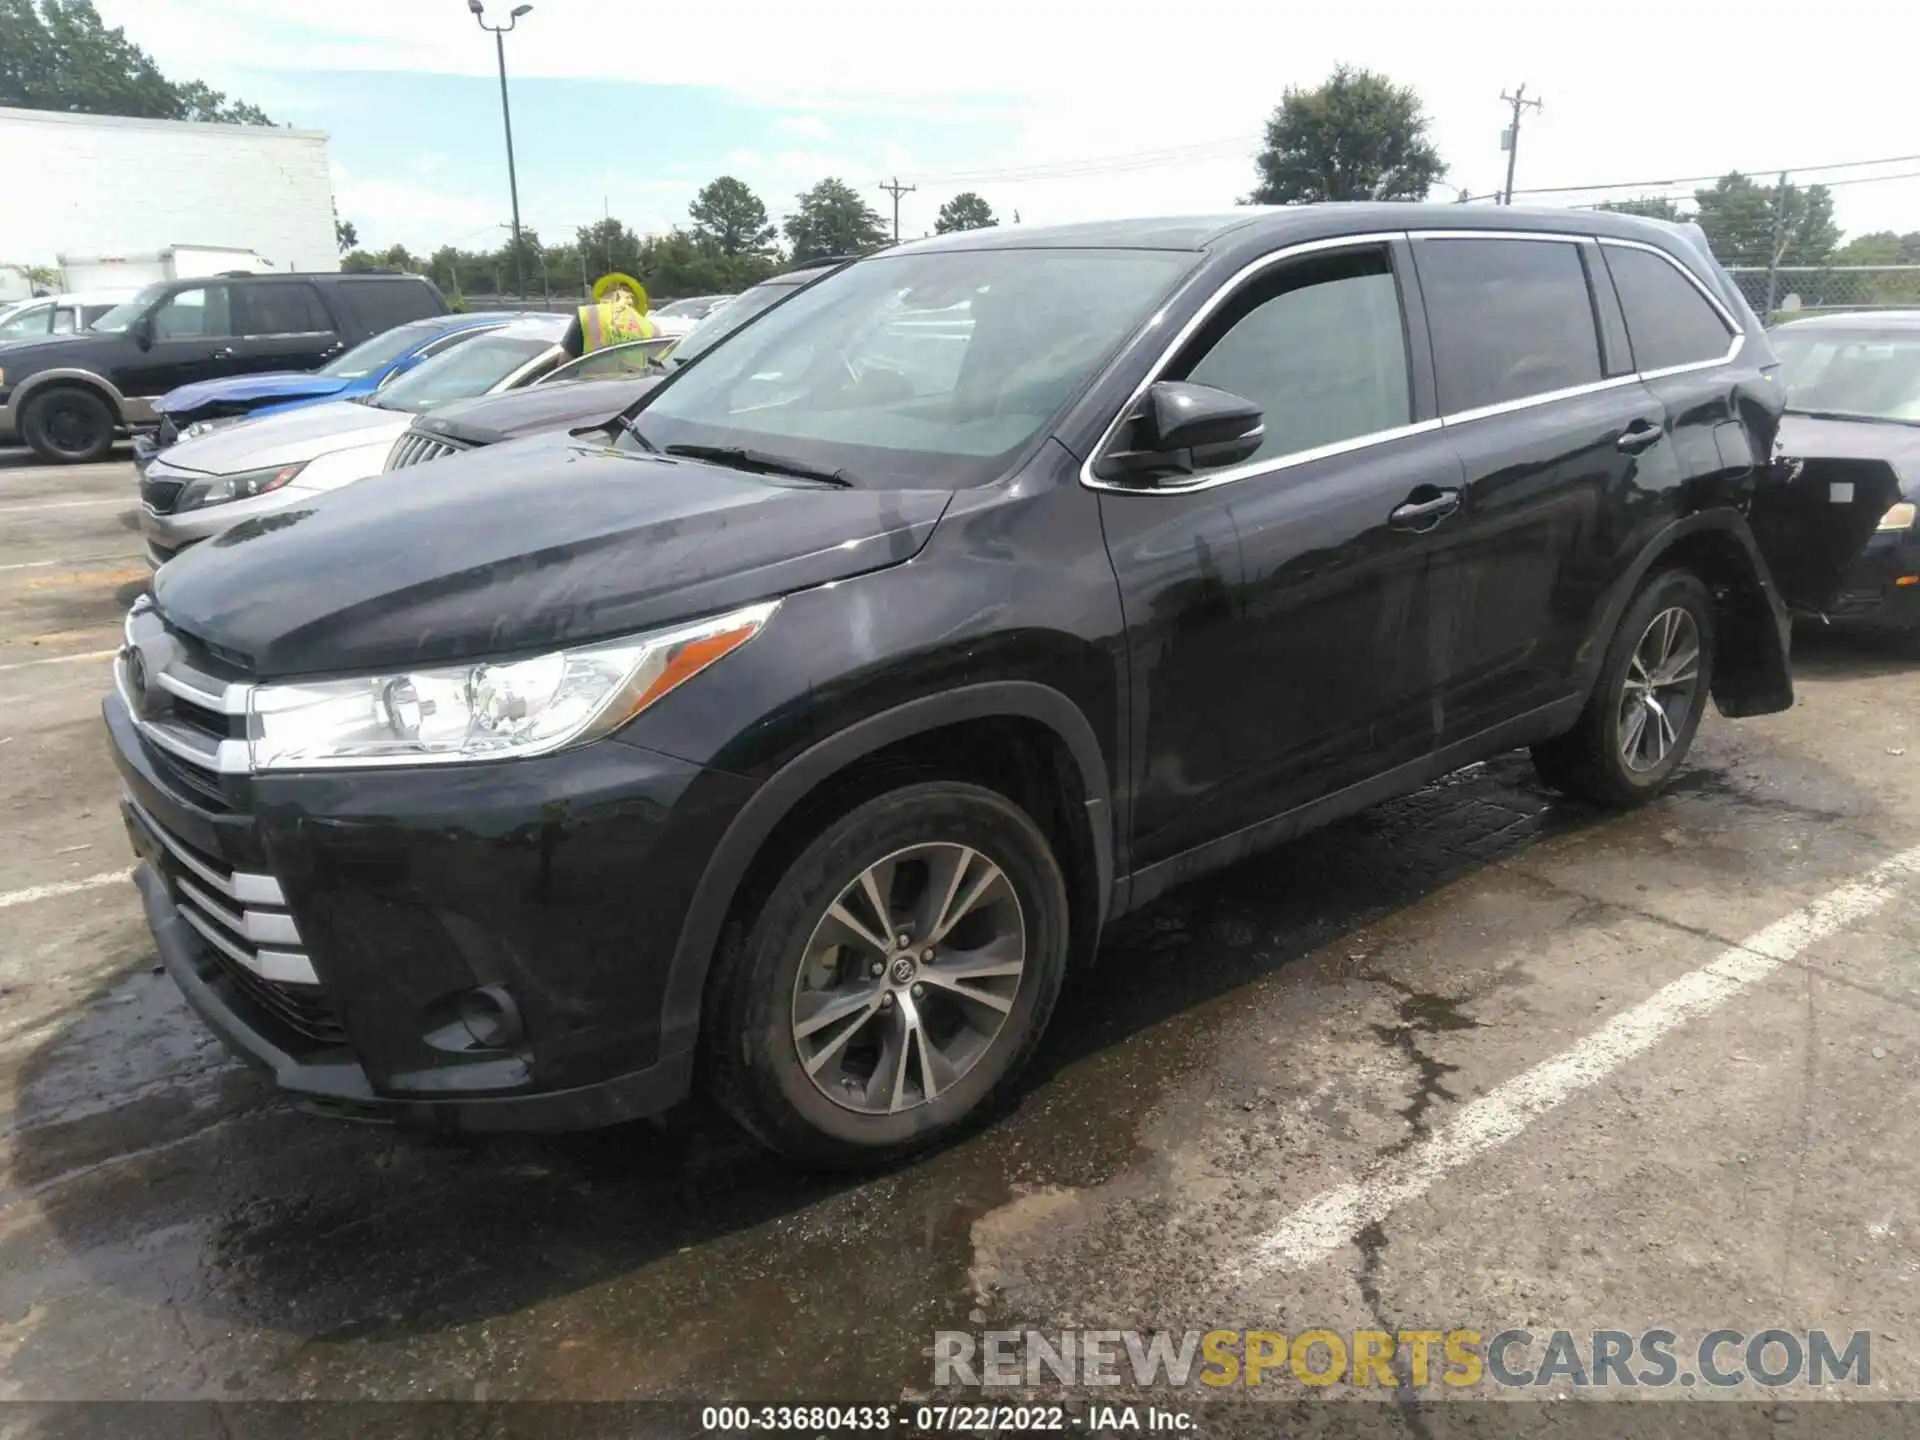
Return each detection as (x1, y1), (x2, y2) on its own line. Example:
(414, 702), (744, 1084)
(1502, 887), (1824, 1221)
(458, 984), (523, 1050)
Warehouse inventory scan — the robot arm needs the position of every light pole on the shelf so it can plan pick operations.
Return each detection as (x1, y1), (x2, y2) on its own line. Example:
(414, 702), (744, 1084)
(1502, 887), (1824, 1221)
(470, 1), (532, 296)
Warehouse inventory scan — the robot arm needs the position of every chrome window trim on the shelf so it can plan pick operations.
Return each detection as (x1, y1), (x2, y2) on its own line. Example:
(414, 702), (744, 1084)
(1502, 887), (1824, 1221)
(1081, 226), (1756, 497)
(1079, 231), (1413, 496)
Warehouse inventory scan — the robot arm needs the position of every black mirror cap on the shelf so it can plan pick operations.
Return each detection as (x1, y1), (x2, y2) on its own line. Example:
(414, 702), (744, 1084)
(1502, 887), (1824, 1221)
(132, 315), (155, 351)
(1093, 380), (1265, 485)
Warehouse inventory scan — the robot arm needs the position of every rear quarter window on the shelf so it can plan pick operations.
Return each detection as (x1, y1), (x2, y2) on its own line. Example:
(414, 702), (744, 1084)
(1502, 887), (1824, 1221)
(1416, 236), (1604, 414)
(330, 278), (447, 336)
(1602, 244), (1738, 373)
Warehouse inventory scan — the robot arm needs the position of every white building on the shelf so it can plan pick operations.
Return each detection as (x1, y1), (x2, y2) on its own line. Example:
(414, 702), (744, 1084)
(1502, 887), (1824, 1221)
(0, 107), (339, 276)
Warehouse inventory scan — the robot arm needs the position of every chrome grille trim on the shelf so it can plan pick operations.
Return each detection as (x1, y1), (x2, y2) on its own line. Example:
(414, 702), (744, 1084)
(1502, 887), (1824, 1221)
(124, 793), (283, 906)
(386, 430), (466, 471)
(118, 600), (253, 776)
(176, 903), (319, 987)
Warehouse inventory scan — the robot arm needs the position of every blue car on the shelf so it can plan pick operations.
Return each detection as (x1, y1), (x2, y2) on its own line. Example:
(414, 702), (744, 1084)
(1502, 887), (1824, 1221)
(139, 312), (524, 460)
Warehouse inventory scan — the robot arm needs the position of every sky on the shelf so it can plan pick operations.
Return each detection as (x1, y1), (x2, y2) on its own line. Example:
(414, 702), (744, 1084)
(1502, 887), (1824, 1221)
(91, 0), (1920, 259)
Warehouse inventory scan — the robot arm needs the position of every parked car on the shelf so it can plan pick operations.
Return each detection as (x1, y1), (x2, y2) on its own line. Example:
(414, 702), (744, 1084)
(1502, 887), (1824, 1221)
(0, 272), (447, 464)
(138, 312), (529, 461)
(137, 315), (593, 565)
(649, 293), (734, 339)
(0, 290), (137, 342)
(1761, 311), (1920, 636)
(381, 261), (850, 471)
(109, 206), (1845, 1166)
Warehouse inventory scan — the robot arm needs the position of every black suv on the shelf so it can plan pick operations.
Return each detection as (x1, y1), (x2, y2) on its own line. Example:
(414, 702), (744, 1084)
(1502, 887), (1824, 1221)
(106, 207), (1846, 1166)
(0, 271), (445, 464)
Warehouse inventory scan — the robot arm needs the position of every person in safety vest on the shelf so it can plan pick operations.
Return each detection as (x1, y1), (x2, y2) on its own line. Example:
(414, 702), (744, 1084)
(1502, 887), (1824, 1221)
(565, 271), (656, 357)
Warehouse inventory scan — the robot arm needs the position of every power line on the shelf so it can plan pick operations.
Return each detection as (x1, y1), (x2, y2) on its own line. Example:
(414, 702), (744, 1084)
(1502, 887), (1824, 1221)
(1509, 151), (1920, 200)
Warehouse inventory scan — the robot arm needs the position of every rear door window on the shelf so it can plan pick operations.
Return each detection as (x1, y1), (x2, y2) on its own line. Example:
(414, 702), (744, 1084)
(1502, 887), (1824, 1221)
(1602, 244), (1738, 373)
(1169, 247), (1412, 466)
(237, 283), (331, 337)
(1416, 237), (1603, 414)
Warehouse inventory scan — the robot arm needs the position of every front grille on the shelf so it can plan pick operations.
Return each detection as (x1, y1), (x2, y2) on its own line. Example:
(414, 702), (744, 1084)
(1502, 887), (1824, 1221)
(117, 603), (248, 785)
(141, 473), (185, 514)
(386, 430), (469, 471)
(127, 794), (345, 1045)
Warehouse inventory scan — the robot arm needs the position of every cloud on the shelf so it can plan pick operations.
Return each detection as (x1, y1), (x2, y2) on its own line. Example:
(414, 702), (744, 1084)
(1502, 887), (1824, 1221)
(774, 114), (831, 141)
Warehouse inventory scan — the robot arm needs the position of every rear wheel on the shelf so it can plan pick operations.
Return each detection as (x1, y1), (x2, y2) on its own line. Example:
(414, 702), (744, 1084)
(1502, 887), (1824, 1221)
(22, 386), (116, 464)
(704, 781), (1069, 1168)
(1531, 569), (1715, 807)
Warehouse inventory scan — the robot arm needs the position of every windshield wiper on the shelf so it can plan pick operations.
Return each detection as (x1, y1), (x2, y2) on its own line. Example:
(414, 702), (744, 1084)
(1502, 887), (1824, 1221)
(663, 443), (856, 488)
(572, 412), (658, 452)
(1785, 407), (1920, 427)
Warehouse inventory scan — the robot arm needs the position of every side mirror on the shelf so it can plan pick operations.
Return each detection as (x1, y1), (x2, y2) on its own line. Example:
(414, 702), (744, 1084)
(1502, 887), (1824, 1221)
(1093, 381), (1265, 485)
(132, 314), (155, 351)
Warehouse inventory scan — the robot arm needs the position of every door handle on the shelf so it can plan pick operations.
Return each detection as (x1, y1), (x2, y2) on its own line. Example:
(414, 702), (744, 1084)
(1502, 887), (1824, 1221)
(211, 346), (236, 359)
(1617, 419), (1663, 454)
(1389, 489), (1461, 530)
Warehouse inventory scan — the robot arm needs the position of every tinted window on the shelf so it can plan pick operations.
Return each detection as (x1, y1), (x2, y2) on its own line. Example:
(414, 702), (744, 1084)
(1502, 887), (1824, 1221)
(1604, 245), (1736, 372)
(665, 281), (801, 366)
(1176, 251), (1410, 466)
(80, 304), (118, 328)
(238, 283), (330, 336)
(152, 285), (233, 339)
(1419, 238), (1602, 413)
(335, 277), (443, 333)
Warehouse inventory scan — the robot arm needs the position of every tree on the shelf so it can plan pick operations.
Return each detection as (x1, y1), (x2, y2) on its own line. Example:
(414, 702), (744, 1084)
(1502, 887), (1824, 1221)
(1691, 172), (1840, 269)
(689, 176), (775, 256)
(0, 0), (273, 124)
(335, 218), (359, 254)
(1595, 196), (1684, 222)
(783, 178), (888, 263)
(1247, 65), (1444, 205)
(934, 192), (997, 234)
(575, 216), (644, 281)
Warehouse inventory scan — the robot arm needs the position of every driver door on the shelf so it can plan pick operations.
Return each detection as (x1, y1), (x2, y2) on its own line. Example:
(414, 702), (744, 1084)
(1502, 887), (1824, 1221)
(111, 284), (239, 399)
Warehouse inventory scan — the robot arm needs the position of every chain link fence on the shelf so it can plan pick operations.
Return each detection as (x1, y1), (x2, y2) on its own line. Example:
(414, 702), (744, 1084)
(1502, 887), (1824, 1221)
(1726, 266), (1920, 322)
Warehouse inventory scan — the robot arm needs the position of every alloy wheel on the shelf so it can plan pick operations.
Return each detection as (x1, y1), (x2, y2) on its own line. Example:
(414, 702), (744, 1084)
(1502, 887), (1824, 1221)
(790, 842), (1027, 1116)
(1618, 605), (1702, 773)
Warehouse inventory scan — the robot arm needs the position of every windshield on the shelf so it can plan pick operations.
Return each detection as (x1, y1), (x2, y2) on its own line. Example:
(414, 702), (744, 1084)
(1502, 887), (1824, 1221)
(1774, 329), (1920, 423)
(634, 248), (1193, 486)
(89, 282), (170, 334)
(371, 332), (556, 413)
(663, 283), (796, 367)
(321, 324), (437, 379)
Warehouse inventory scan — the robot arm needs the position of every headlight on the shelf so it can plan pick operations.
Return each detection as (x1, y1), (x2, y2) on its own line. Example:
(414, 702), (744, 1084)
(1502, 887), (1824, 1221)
(247, 599), (777, 770)
(177, 461), (308, 511)
(1877, 502), (1917, 532)
(181, 417), (242, 441)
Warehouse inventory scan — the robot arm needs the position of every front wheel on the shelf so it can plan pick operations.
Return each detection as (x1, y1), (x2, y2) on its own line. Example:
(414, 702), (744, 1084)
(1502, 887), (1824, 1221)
(1531, 569), (1715, 807)
(21, 386), (116, 464)
(704, 781), (1069, 1168)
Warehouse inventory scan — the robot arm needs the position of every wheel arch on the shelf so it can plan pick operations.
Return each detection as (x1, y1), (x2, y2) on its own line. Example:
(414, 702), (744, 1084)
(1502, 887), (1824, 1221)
(658, 681), (1116, 1061)
(12, 367), (129, 423)
(1576, 509), (1793, 721)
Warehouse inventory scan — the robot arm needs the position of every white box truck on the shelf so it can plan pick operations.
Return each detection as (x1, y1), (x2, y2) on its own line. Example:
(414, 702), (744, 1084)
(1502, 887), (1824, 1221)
(0, 108), (339, 277)
(59, 245), (280, 291)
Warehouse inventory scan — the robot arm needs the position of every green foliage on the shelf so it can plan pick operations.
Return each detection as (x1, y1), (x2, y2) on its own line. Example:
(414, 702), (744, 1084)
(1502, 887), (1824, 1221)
(934, 192), (997, 234)
(1690, 172), (1840, 268)
(689, 176), (775, 256)
(0, 0), (273, 123)
(334, 218), (358, 254)
(784, 178), (889, 262)
(1248, 66), (1444, 204)
(1594, 196), (1684, 222)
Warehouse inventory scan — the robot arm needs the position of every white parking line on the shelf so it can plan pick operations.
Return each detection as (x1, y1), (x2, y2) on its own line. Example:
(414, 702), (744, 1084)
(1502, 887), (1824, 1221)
(0, 553), (140, 573)
(0, 648), (116, 674)
(0, 869), (132, 911)
(0, 499), (130, 513)
(1239, 841), (1920, 1280)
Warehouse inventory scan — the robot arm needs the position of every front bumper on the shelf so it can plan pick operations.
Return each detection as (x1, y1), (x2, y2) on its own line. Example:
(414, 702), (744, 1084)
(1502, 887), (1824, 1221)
(1807, 529), (1920, 631)
(107, 689), (758, 1131)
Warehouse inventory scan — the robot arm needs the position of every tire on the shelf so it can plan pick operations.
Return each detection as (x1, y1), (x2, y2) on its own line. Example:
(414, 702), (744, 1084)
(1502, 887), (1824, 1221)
(1531, 568), (1715, 808)
(704, 780), (1070, 1169)
(21, 386), (116, 465)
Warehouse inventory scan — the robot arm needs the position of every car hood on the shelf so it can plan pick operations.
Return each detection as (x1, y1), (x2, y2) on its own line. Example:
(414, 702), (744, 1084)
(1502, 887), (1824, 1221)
(156, 400), (411, 475)
(158, 372), (352, 416)
(1776, 413), (1920, 485)
(416, 376), (660, 447)
(152, 437), (954, 676)
(0, 331), (111, 363)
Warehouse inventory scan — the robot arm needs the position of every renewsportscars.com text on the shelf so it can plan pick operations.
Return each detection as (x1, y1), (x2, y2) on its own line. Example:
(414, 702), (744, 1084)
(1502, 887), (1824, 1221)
(933, 1328), (1872, 1389)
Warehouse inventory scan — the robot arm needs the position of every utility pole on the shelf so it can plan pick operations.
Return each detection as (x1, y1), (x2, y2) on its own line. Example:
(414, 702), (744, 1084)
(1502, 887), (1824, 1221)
(879, 177), (916, 243)
(1765, 171), (1791, 317)
(471, 1), (533, 296)
(1498, 84), (1543, 205)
